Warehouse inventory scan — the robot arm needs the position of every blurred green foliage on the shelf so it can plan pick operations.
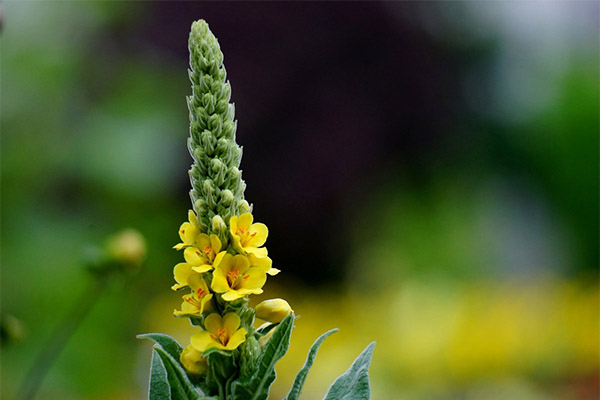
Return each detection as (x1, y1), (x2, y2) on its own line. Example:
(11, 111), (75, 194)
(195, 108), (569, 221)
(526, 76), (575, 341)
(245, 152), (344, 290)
(1, 2), (597, 399)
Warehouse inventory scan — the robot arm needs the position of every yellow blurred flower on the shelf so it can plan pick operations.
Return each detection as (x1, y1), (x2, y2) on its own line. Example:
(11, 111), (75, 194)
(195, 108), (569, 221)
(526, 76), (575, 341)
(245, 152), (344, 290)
(255, 299), (293, 323)
(191, 313), (247, 351)
(105, 228), (146, 266)
(211, 253), (266, 301)
(173, 274), (213, 317)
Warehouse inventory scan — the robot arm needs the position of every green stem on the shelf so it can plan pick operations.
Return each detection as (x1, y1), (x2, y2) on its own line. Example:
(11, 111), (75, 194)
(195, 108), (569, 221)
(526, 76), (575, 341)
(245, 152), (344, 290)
(16, 275), (109, 400)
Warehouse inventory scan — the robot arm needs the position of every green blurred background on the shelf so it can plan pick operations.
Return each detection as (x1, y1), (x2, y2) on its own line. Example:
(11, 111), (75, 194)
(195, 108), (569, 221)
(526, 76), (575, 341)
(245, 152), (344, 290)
(1, 2), (598, 399)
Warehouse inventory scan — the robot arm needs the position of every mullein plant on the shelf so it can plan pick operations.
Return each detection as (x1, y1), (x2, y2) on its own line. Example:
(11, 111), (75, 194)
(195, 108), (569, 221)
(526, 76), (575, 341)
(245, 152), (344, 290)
(139, 20), (374, 400)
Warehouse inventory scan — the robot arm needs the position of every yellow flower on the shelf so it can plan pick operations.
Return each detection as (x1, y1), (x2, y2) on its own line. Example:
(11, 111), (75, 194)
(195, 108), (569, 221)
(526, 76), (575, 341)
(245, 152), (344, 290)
(211, 253), (266, 301)
(172, 234), (222, 290)
(185, 234), (222, 273)
(191, 313), (247, 351)
(173, 210), (200, 250)
(230, 212), (268, 256)
(173, 274), (213, 317)
(180, 344), (208, 375)
(255, 298), (293, 323)
(230, 212), (279, 275)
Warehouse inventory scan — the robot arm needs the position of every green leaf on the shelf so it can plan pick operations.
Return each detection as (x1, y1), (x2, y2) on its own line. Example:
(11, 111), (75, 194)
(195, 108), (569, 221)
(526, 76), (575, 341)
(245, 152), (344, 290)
(155, 347), (202, 400)
(149, 349), (171, 400)
(231, 314), (295, 400)
(138, 333), (184, 361)
(322, 342), (375, 400)
(284, 329), (338, 400)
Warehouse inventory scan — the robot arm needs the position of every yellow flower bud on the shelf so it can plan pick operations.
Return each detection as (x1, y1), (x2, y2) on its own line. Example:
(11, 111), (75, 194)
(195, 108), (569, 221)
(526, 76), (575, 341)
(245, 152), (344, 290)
(255, 298), (293, 323)
(180, 344), (208, 375)
(105, 229), (146, 266)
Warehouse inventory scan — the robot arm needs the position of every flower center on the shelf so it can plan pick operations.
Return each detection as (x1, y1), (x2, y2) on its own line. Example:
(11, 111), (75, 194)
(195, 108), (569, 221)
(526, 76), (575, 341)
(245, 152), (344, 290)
(203, 246), (213, 261)
(227, 269), (250, 289)
(236, 227), (256, 245)
(211, 328), (229, 345)
(227, 270), (240, 287)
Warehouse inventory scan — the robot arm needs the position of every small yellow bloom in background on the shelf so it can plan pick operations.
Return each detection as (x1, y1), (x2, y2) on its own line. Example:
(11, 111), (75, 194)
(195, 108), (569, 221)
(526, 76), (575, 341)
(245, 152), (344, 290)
(173, 275), (213, 317)
(191, 313), (247, 352)
(255, 298), (293, 323)
(230, 212), (268, 255)
(105, 229), (146, 266)
(173, 210), (200, 250)
(180, 344), (208, 375)
(211, 253), (267, 301)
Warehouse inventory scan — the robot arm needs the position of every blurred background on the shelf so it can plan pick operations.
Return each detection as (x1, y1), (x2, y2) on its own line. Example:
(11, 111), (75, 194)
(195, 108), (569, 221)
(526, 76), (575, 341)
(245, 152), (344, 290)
(2, 2), (598, 399)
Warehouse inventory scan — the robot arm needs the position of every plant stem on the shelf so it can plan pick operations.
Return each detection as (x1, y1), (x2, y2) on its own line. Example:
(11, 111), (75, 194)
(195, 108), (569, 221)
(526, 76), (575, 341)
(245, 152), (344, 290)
(16, 275), (109, 400)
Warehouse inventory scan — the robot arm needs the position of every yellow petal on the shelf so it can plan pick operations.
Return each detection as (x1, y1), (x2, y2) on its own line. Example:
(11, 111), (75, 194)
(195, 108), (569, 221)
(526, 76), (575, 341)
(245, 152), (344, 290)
(184, 247), (206, 266)
(248, 253), (271, 269)
(245, 247), (268, 258)
(204, 313), (224, 335)
(209, 235), (222, 254)
(194, 234), (211, 249)
(211, 268), (230, 293)
(173, 263), (193, 288)
(191, 330), (224, 352)
(238, 213), (253, 230)
(173, 243), (185, 250)
(225, 328), (247, 350)
(222, 312), (241, 331)
(232, 254), (250, 274)
(188, 274), (208, 292)
(238, 268), (267, 292)
(192, 264), (213, 273)
(229, 215), (238, 235)
(187, 210), (198, 227)
(222, 290), (245, 302)
(214, 252), (232, 271)
(266, 267), (280, 276)
(246, 222), (268, 248)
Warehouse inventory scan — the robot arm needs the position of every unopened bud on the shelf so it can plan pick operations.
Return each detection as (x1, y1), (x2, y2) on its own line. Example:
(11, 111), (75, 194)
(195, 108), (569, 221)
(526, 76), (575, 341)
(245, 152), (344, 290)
(180, 345), (208, 375)
(255, 299), (293, 323)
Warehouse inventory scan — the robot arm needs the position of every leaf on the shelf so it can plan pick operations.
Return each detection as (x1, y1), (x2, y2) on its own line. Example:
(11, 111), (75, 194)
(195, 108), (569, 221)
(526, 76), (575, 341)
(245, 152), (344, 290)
(322, 342), (375, 400)
(231, 313), (295, 400)
(138, 333), (184, 361)
(284, 329), (338, 400)
(155, 347), (202, 400)
(149, 349), (171, 400)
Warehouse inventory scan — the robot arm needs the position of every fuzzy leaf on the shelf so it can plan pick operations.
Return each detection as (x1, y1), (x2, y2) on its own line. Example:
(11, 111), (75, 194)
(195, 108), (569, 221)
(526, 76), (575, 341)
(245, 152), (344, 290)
(138, 333), (184, 361)
(231, 313), (294, 400)
(322, 342), (375, 400)
(155, 347), (202, 400)
(284, 329), (338, 400)
(149, 349), (171, 400)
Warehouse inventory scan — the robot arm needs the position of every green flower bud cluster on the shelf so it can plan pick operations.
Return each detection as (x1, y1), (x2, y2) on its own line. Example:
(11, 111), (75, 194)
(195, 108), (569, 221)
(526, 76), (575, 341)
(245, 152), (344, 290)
(187, 20), (249, 242)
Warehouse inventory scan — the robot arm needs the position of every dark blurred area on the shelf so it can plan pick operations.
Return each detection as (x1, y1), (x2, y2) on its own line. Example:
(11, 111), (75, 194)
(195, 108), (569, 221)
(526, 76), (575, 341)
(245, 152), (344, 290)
(2, 2), (598, 399)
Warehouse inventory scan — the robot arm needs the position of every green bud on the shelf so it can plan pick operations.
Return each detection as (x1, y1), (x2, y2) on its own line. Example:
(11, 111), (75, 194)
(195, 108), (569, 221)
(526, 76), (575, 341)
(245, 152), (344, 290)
(187, 19), (248, 234)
